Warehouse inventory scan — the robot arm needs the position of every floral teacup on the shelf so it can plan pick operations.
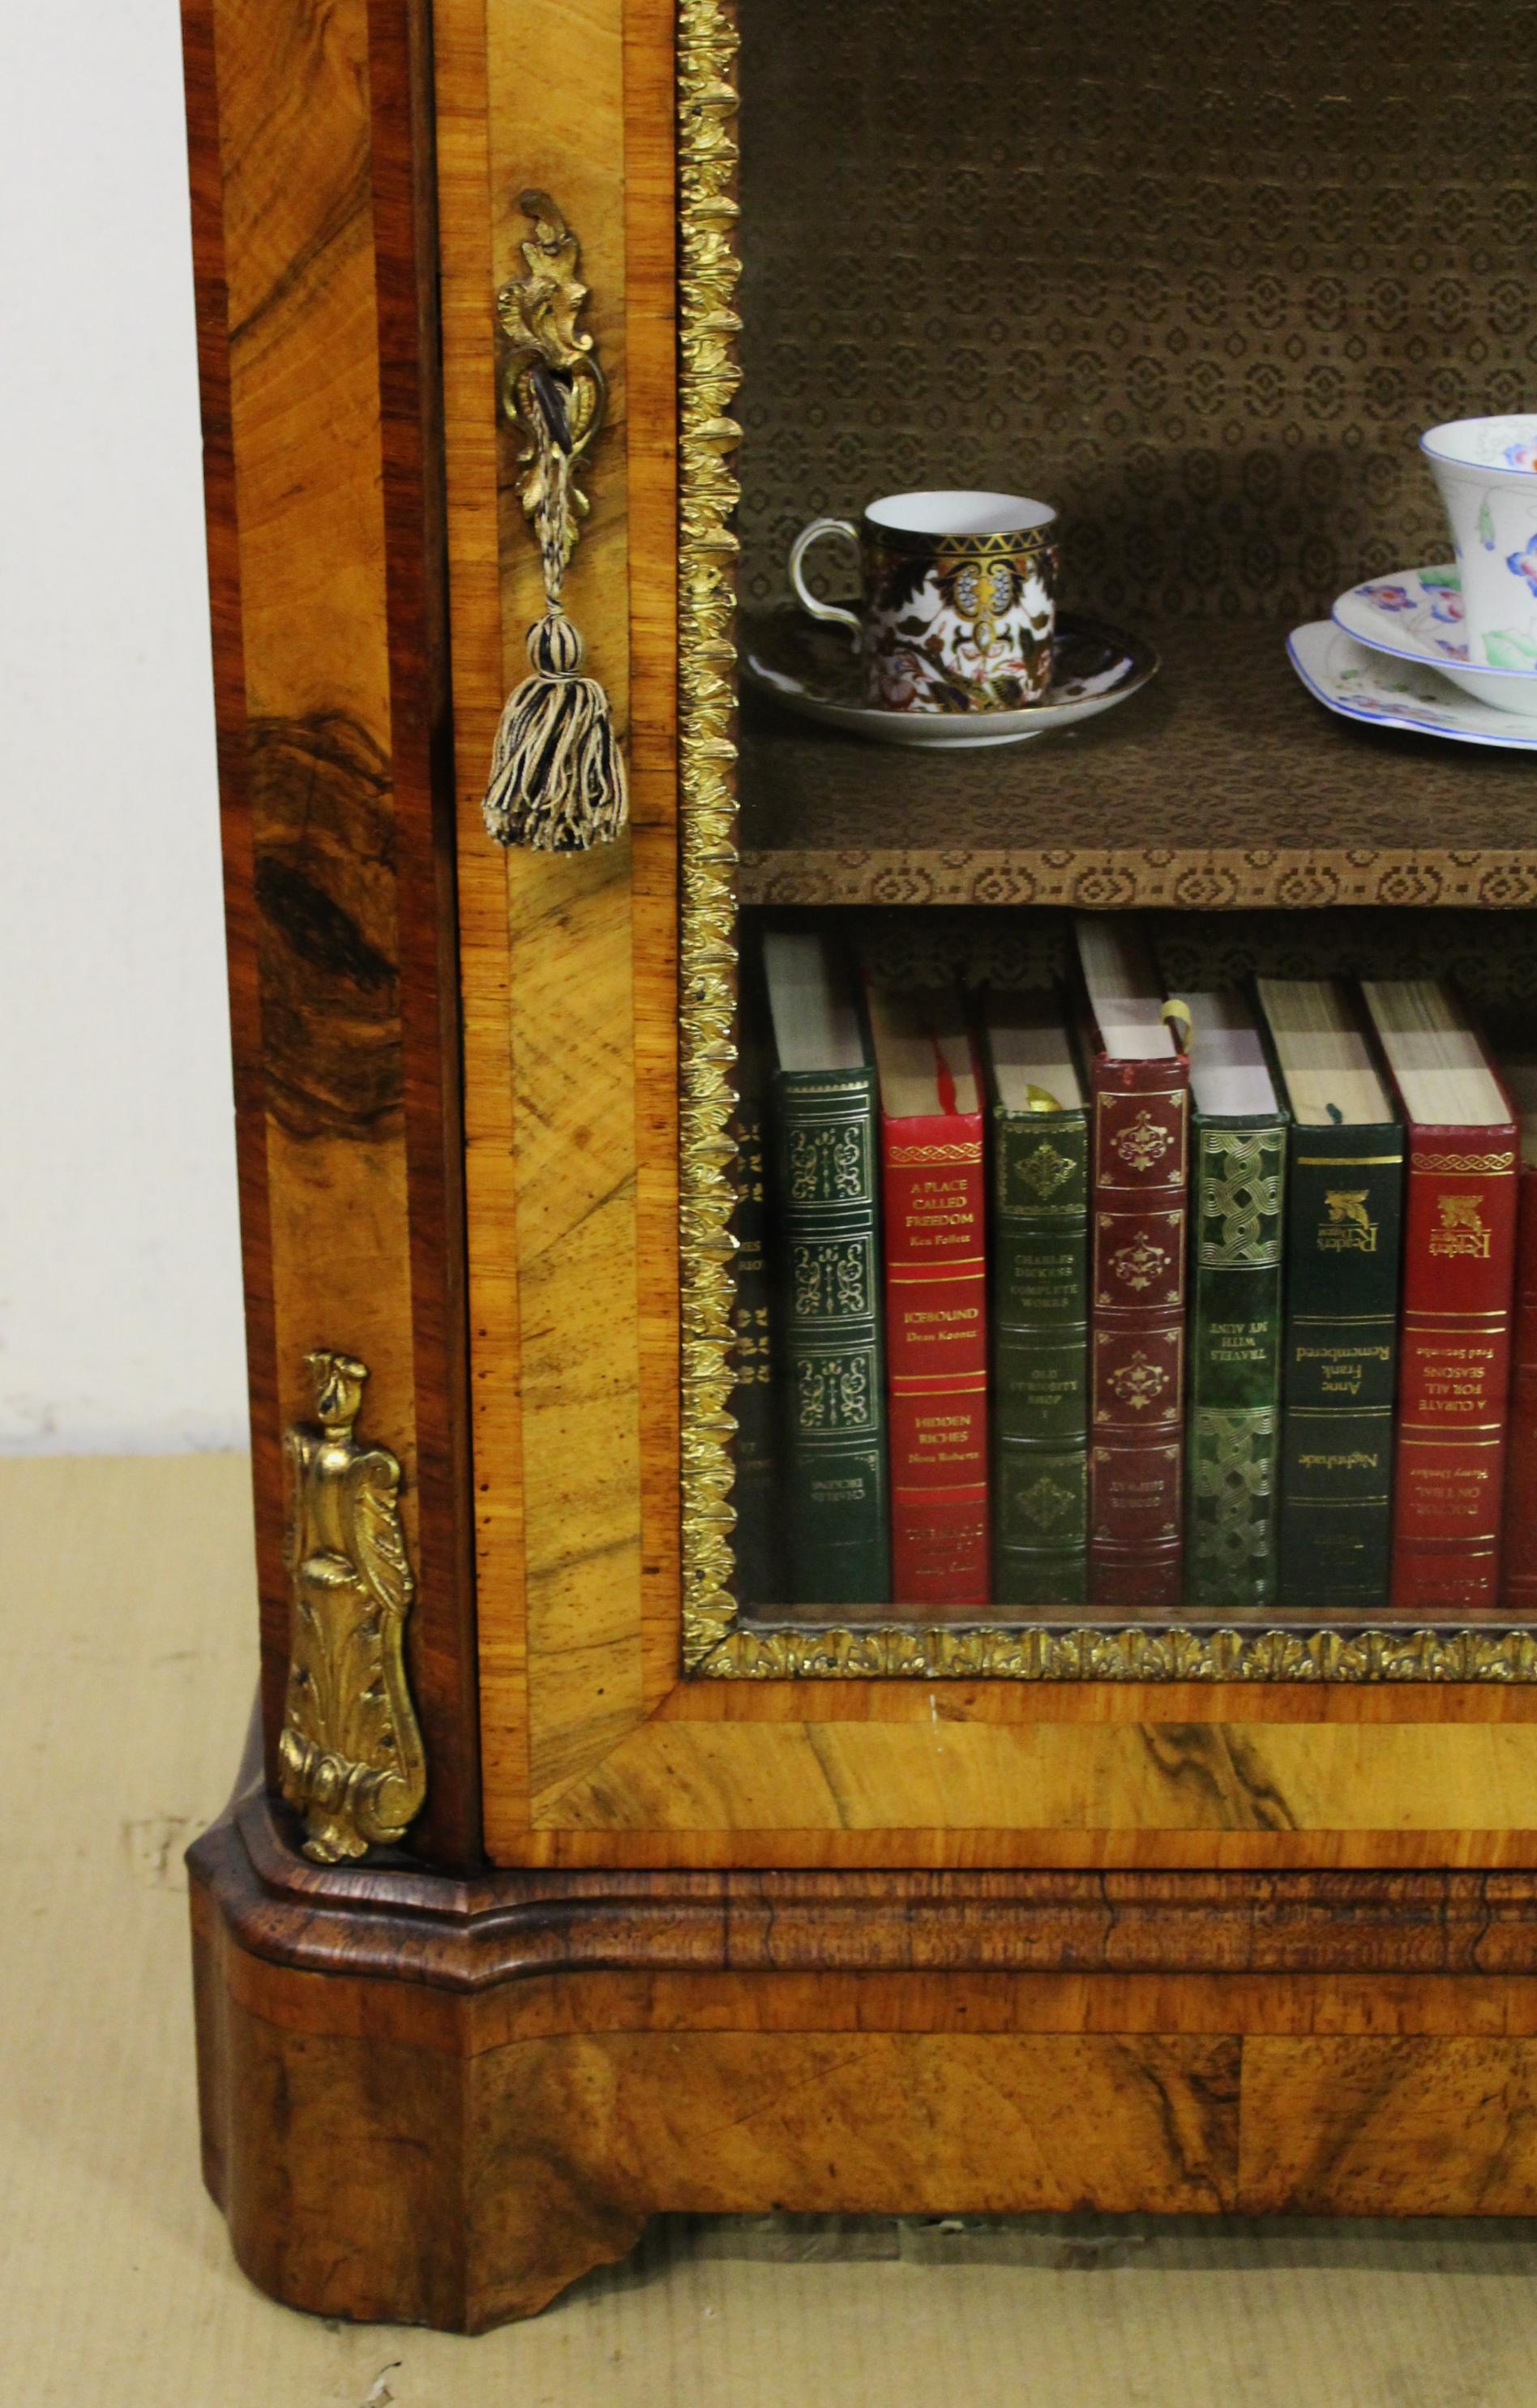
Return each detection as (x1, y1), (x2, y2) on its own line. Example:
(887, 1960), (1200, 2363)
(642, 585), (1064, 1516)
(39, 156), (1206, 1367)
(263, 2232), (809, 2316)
(1423, 415), (1537, 671)
(787, 490), (1059, 713)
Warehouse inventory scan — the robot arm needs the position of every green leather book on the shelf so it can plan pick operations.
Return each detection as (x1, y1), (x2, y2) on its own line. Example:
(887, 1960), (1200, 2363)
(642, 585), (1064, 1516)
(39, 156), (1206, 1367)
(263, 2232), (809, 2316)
(1183, 988), (1288, 1609)
(1257, 979), (1404, 1611)
(729, 960), (782, 1609)
(764, 930), (890, 1609)
(981, 991), (1089, 1607)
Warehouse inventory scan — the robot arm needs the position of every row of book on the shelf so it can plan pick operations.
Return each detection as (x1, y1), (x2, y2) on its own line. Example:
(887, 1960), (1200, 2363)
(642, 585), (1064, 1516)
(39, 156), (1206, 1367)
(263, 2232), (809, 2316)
(730, 915), (1537, 1618)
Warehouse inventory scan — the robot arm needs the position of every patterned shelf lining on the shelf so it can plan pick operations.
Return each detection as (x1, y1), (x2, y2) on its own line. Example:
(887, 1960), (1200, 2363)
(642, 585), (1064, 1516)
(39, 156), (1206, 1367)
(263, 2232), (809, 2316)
(738, 622), (1537, 911)
(756, 909), (1537, 1028)
(740, 848), (1537, 913)
(737, 0), (1537, 632)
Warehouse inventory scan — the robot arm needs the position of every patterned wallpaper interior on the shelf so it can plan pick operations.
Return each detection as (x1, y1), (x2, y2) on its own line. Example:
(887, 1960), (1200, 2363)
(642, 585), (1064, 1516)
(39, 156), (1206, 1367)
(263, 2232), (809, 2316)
(841, 910), (1537, 1024)
(737, 0), (1537, 623)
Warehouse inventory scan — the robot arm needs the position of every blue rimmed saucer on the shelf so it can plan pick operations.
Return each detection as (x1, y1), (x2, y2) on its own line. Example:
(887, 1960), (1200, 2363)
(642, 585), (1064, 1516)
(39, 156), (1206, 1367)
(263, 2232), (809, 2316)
(1288, 622), (1537, 752)
(1332, 567), (1537, 713)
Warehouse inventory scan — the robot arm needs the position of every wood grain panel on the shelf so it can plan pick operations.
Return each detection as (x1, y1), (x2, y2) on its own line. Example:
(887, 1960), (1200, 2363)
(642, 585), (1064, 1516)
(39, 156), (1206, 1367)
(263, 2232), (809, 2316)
(533, 1716), (1537, 1841)
(507, 1827), (1537, 1870)
(184, 0), (476, 1858)
(1240, 2036), (1537, 2213)
(499, 2026), (1240, 2212)
(485, 0), (652, 1804)
(180, 0), (285, 1750)
(209, 0), (402, 1759)
(224, 1956), (1537, 2052)
(447, 0), (676, 1836)
(503, 842), (646, 1798)
(366, 0), (478, 1849)
(432, 0), (531, 1820)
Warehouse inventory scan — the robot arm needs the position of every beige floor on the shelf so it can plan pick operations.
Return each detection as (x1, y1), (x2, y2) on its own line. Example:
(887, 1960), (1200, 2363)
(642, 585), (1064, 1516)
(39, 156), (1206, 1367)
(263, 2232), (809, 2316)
(6, 1453), (1537, 2406)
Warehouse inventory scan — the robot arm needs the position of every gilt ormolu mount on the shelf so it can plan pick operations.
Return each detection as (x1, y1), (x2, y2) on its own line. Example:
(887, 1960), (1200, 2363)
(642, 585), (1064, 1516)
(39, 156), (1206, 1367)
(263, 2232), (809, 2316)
(277, 1350), (426, 1865)
(496, 187), (607, 565)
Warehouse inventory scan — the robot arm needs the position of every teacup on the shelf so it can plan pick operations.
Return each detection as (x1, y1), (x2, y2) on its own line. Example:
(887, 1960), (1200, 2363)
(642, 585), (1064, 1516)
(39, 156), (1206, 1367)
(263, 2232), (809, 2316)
(1423, 415), (1537, 671)
(787, 490), (1059, 713)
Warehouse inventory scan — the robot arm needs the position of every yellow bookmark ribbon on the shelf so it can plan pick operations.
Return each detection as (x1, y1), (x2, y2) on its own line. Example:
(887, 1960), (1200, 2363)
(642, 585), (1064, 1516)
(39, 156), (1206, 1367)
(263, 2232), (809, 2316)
(1162, 996), (1192, 1052)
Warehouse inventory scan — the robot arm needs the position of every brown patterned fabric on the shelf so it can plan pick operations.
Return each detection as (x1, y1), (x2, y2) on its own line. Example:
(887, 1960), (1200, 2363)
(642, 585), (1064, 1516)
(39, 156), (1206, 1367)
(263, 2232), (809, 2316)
(828, 906), (1537, 1030)
(738, 0), (1537, 626)
(740, 623), (1537, 911)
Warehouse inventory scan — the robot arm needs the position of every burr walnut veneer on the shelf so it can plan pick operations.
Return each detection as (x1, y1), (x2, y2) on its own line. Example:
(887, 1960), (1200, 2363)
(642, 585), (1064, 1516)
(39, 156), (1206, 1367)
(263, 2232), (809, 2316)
(184, 0), (1537, 2330)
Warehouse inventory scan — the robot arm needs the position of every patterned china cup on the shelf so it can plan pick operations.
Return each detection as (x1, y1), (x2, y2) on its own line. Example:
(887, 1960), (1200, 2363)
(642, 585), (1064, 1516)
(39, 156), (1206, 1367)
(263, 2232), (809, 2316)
(787, 489), (1059, 713)
(1422, 415), (1537, 672)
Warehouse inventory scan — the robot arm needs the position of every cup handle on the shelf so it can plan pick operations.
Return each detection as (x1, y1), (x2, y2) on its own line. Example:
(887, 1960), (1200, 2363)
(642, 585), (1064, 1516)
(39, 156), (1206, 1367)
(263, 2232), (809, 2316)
(788, 518), (862, 644)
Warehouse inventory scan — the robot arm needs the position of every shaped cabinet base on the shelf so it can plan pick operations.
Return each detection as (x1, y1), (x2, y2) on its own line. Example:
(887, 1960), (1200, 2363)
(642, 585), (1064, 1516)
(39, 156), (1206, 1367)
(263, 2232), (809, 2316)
(190, 1761), (1537, 2331)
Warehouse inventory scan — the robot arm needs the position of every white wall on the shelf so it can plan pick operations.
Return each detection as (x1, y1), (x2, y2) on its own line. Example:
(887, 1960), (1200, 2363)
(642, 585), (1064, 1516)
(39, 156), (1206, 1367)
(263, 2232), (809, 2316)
(0, 1), (248, 1450)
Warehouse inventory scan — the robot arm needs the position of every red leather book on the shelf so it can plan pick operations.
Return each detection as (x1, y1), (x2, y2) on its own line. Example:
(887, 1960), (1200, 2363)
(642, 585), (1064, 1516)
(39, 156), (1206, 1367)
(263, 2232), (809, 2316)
(867, 983), (990, 1613)
(1497, 1051), (1537, 1609)
(1077, 917), (1190, 1609)
(1362, 981), (1518, 1614)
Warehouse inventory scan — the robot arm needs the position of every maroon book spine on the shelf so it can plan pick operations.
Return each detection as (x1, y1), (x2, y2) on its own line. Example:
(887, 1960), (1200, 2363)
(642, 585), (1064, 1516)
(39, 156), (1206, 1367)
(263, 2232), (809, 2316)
(882, 1101), (991, 1612)
(1503, 1162), (1537, 1609)
(1392, 1120), (1518, 1612)
(1088, 1053), (1190, 1608)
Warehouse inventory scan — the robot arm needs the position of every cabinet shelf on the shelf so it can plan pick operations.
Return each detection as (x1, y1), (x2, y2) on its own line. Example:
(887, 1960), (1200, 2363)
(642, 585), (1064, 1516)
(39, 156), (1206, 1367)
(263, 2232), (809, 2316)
(738, 619), (1537, 911)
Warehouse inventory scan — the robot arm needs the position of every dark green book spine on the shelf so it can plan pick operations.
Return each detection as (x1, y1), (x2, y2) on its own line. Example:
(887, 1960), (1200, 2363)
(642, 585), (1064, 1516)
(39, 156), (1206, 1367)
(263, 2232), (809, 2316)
(1185, 1114), (1287, 1608)
(773, 1065), (890, 1607)
(730, 1075), (781, 1609)
(1278, 1123), (1405, 1609)
(991, 1109), (1090, 1607)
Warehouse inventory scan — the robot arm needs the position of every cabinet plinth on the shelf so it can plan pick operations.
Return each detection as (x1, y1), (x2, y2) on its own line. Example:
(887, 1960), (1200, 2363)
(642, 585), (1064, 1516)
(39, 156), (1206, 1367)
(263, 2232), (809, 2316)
(192, 1772), (1537, 2331)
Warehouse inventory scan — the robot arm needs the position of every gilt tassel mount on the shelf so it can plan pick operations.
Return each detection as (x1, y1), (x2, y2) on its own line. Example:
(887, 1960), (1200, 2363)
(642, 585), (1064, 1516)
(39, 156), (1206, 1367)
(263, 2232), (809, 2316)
(483, 191), (628, 853)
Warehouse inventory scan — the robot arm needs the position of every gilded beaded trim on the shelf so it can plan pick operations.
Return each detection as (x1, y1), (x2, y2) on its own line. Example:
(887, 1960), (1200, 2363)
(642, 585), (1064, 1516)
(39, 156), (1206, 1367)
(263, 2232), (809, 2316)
(678, 0), (746, 1672)
(689, 1622), (1537, 1683)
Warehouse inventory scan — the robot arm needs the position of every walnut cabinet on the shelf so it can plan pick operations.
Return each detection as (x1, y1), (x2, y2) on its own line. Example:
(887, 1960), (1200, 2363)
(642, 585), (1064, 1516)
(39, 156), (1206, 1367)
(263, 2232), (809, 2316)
(184, 0), (1537, 2330)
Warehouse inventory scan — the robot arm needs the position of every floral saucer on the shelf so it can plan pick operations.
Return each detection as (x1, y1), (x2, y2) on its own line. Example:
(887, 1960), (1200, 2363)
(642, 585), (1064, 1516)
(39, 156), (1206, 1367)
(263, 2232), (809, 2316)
(1332, 566), (1537, 713)
(1288, 621), (1537, 752)
(740, 608), (1158, 748)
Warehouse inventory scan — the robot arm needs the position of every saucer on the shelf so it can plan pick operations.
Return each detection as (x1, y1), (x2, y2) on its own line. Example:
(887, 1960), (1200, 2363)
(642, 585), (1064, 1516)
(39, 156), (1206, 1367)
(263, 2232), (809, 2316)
(1332, 566), (1537, 713)
(1287, 622), (1537, 752)
(740, 608), (1158, 748)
